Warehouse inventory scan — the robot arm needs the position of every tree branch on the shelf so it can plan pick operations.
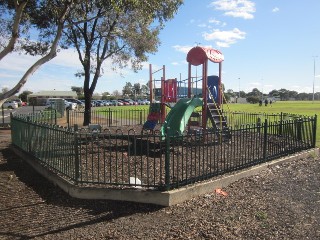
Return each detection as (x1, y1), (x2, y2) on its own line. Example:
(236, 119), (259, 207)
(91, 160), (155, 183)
(0, 0), (73, 104)
(0, 0), (28, 61)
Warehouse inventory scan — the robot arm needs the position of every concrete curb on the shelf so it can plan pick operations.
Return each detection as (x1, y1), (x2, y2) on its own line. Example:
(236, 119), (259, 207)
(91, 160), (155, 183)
(11, 145), (319, 206)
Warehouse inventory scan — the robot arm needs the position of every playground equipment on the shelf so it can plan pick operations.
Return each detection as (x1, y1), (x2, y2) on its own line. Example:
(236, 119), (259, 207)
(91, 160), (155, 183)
(143, 64), (178, 130)
(144, 46), (231, 140)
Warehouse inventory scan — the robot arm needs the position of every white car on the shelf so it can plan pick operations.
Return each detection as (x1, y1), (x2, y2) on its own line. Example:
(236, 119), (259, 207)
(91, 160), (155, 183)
(64, 100), (77, 110)
(46, 98), (77, 110)
(2, 100), (18, 109)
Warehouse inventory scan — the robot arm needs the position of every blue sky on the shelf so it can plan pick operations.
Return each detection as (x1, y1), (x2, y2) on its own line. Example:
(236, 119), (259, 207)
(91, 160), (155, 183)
(0, 0), (320, 95)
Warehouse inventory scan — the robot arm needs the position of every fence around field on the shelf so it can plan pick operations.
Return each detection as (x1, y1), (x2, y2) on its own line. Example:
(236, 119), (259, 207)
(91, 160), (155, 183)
(10, 110), (317, 191)
(65, 108), (311, 130)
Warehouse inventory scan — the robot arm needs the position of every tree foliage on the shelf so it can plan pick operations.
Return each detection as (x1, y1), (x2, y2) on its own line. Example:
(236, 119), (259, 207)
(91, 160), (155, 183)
(62, 0), (183, 125)
(0, 0), (75, 106)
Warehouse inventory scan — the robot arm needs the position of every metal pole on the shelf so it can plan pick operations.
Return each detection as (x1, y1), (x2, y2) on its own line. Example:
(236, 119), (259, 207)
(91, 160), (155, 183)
(238, 77), (240, 98)
(312, 56), (318, 103)
(149, 64), (153, 103)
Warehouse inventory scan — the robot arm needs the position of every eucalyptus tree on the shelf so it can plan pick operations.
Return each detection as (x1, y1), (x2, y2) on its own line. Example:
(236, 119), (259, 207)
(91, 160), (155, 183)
(0, 0), (74, 105)
(62, 0), (183, 125)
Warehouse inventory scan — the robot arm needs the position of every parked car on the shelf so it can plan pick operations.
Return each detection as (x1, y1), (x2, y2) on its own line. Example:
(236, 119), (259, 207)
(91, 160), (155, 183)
(2, 100), (18, 109)
(46, 98), (77, 110)
(137, 99), (145, 105)
(142, 99), (150, 105)
(64, 98), (85, 107)
(103, 100), (111, 106)
(110, 100), (123, 106)
(13, 99), (22, 107)
(118, 100), (130, 106)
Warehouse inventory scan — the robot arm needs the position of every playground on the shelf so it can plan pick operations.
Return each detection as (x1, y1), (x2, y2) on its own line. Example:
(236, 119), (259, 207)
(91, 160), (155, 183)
(1, 128), (320, 239)
(9, 46), (317, 204)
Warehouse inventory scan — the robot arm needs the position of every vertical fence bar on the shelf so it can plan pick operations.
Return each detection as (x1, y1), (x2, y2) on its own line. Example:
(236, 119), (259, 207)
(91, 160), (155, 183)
(165, 130), (171, 190)
(312, 114), (317, 148)
(279, 112), (283, 136)
(67, 109), (70, 128)
(74, 124), (79, 184)
(263, 119), (268, 160)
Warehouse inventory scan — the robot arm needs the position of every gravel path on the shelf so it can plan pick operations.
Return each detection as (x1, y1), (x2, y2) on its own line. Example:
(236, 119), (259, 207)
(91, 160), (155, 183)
(1, 129), (320, 239)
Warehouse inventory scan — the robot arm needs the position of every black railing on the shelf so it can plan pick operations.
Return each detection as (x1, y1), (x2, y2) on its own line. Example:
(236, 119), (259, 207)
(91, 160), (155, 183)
(11, 112), (317, 191)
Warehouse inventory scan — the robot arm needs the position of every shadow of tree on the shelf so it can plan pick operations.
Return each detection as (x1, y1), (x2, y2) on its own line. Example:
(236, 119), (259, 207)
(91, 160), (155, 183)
(0, 145), (163, 239)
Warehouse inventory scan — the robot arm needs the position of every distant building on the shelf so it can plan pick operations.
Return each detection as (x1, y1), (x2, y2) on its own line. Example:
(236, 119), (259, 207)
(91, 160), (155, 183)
(28, 91), (77, 105)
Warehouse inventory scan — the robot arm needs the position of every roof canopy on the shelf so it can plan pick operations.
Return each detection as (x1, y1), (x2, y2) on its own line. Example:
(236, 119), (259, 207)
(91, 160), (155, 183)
(186, 46), (224, 66)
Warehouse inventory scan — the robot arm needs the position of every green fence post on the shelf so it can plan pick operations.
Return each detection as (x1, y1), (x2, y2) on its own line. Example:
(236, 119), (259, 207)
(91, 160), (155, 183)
(67, 109), (70, 128)
(1, 105), (4, 125)
(312, 114), (317, 148)
(108, 108), (112, 127)
(26, 116), (31, 152)
(165, 129), (171, 191)
(279, 112), (283, 136)
(257, 117), (261, 134)
(140, 111), (143, 125)
(74, 124), (80, 184)
(54, 109), (57, 125)
(296, 119), (302, 141)
(263, 119), (268, 160)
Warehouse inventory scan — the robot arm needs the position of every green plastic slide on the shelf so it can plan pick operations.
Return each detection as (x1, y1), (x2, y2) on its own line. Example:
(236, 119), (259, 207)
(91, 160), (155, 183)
(161, 97), (203, 137)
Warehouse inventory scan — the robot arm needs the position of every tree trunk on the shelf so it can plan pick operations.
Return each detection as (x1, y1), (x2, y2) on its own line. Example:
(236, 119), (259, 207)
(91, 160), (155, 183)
(83, 89), (92, 126)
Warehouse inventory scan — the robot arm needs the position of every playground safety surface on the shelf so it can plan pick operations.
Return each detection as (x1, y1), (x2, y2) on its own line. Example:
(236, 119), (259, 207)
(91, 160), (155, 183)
(1, 128), (320, 239)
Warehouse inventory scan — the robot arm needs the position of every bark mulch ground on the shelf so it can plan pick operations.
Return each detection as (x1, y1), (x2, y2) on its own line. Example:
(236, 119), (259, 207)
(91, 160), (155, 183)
(1, 128), (320, 240)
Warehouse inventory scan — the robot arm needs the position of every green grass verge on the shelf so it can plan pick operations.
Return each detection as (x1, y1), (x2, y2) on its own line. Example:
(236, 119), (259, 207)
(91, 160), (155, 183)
(224, 101), (319, 146)
(96, 101), (319, 146)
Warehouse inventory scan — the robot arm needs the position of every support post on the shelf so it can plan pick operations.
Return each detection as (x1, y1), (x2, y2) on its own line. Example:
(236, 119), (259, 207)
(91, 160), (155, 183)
(312, 114), (317, 148)
(149, 64), (153, 103)
(74, 124), (80, 184)
(188, 63), (192, 98)
(202, 59), (208, 129)
(263, 119), (268, 160)
(165, 128), (171, 191)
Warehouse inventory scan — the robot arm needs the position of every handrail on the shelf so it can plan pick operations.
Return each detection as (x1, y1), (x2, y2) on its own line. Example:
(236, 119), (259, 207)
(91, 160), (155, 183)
(207, 86), (224, 142)
(221, 91), (235, 127)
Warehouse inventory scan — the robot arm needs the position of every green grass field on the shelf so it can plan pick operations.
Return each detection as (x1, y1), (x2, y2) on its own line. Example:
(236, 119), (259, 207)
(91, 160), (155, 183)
(224, 101), (319, 146)
(99, 101), (319, 146)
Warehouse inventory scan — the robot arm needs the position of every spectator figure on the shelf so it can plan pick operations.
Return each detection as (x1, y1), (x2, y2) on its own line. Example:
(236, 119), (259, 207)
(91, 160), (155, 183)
(264, 99), (268, 106)
(259, 100), (262, 106)
(269, 100), (272, 106)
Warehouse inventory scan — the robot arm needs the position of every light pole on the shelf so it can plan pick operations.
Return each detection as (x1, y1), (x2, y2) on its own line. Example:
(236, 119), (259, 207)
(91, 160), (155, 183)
(238, 78), (240, 98)
(312, 56), (318, 103)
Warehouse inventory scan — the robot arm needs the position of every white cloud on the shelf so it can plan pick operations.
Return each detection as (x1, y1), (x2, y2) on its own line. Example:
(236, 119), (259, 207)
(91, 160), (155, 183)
(198, 23), (207, 28)
(210, 0), (256, 19)
(172, 45), (194, 54)
(272, 7), (279, 13)
(0, 53), (40, 73)
(208, 18), (227, 27)
(203, 28), (246, 47)
(50, 48), (81, 69)
(171, 62), (179, 66)
(208, 18), (221, 25)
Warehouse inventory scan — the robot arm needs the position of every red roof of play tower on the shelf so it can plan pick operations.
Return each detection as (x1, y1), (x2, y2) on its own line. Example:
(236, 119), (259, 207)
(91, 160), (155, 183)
(186, 46), (224, 66)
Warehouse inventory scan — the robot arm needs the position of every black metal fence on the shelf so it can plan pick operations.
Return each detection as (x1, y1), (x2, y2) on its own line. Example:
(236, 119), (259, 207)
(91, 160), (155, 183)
(11, 111), (317, 191)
